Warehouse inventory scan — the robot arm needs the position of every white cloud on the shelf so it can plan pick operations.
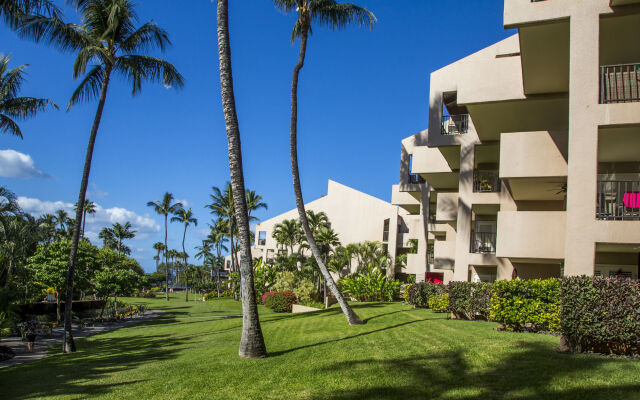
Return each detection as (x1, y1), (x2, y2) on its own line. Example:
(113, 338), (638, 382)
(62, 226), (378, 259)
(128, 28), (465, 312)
(175, 199), (189, 208)
(87, 183), (108, 199)
(0, 149), (48, 179)
(17, 197), (161, 238)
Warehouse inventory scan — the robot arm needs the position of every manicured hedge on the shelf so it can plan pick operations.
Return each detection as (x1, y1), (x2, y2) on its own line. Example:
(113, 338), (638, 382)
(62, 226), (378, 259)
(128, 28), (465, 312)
(490, 279), (560, 332)
(262, 291), (297, 313)
(560, 276), (640, 355)
(407, 281), (446, 308)
(447, 282), (492, 320)
(428, 293), (449, 313)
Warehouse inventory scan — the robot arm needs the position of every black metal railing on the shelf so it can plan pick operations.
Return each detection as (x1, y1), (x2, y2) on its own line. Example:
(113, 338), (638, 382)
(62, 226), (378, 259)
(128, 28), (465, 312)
(441, 114), (469, 135)
(470, 232), (497, 254)
(382, 231), (389, 242)
(473, 171), (501, 193)
(597, 180), (640, 221)
(600, 63), (640, 104)
(408, 173), (425, 184)
(427, 252), (434, 265)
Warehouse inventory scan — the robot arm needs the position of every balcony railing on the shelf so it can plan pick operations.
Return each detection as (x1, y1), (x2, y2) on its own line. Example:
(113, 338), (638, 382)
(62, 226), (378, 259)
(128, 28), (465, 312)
(257, 239), (266, 246)
(597, 180), (640, 221)
(382, 231), (389, 242)
(600, 63), (640, 104)
(473, 170), (501, 193)
(408, 173), (425, 184)
(441, 114), (469, 135)
(427, 252), (434, 265)
(470, 232), (497, 254)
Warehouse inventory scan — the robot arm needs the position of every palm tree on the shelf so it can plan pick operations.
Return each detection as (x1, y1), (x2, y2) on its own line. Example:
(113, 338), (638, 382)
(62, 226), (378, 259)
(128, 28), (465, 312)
(245, 189), (267, 220)
(206, 218), (229, 296)
(315, 226), (340, 298)
(147, 192), (183, 302)
(54, 209), (68, 233)
(274, 0), (375, 326)
(207, 183), (242, 276)
(111, 221), (136, 256)
(152, 241), (165, 271)
(0, 55), (57, 138)
(74, 199), (96, 238)
(20, 0), (184, 353)
(36, 213), (56, 244)
(216, 0), (266, 358)
(98, 226), (116, 249)
(272, 218), (299, 255)
(171, 208), (197, 301)
(0, 0), (58, 30)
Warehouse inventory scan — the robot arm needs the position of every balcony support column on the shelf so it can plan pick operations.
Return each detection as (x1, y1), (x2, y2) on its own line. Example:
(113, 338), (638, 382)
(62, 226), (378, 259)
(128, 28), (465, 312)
(453, 143), (475, 281)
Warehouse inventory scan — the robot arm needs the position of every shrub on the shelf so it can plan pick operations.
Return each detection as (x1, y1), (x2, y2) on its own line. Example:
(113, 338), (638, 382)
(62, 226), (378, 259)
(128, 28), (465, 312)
(429, 293), (449, 313)
(204, 290), (233, 300)
(273, 272), (319, 303)
(448, 282), (492, 320)
(135, 290), (156, 298)
(490, 279), (560, 332)
(402, 284), (412, 303)
(339, 272), (400, 302)
(262, 291), (297, 313)
(560, 276), (640, 355)
(407, 281), (446, 308)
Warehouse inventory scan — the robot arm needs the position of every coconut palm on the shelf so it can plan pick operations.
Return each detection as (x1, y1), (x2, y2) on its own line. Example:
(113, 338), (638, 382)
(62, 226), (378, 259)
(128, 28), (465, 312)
(272, 218), (299, 255)
(206, 218), (229, 296)
(245, 189), (267, 220)
(19, 0), (184, 353)
(0, 186), (20, 217)
(152, 241), (165, 271)
(215, 0), (266, 358)
(147, 192), (182, 302)
(0, 55), (57, 138)
(36, 213), (56, 244)
(206, 183), (239, 273)
(171, 208), (197, 301)
(274, 0), (375, 326)
(111, 221), (136, 256)
(74, 199), (96, 238)
(54, 209), (68, 233)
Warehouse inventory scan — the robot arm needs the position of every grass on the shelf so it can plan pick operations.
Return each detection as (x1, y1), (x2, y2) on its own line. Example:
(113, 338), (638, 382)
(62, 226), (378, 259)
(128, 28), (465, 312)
(1, 294), (640, 399)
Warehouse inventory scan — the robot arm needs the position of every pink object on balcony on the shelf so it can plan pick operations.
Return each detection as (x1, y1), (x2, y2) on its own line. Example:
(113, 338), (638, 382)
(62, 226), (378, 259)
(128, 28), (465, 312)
(623, 192), (640, 208)
(425, 272), (444, 284)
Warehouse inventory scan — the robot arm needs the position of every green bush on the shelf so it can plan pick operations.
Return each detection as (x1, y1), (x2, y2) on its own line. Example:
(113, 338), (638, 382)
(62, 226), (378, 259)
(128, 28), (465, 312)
(407, 281), (445, 308)
(490, 279), (560, 332)
(448, 282), (492, 320)
(339, 272), (400, 302)
(262, 291), (297, 313)
(273, 272), (319, 303)
(402, 284), (411, 303)
(560, 276), (640, 355)
(428, 293), (449, 313)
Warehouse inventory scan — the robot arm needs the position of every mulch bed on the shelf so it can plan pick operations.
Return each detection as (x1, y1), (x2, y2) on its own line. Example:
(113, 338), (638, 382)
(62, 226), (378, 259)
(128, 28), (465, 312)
(0, 345), (16, 361)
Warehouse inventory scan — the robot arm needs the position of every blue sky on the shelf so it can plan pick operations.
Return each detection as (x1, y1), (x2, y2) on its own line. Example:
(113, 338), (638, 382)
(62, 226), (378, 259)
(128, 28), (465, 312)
(1, 0), (514, 272)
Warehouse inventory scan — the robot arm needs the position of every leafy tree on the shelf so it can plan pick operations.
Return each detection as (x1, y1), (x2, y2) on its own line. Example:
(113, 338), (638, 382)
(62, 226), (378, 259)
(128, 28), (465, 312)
(147, 192), (182, 301)
(215, 0), (266, 358)
(171, 208), (197, 301)
(0, 54), (57, 138)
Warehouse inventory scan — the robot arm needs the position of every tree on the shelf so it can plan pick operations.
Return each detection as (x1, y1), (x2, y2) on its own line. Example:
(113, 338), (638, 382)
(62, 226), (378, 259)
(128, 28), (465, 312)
(152, 241), (165, 271)
(216, 0), (266, 358)
(54, 209), (68, 233)
(74, 199), (96, 238)
(171, 208), (197, 301)
(0, 55), (57, 139)
(206, 183), (237, 273)
(20, 0), (184, 353)
(111, 221), (136, 256)
(274, 0), (375, 325)
(147, 192), (183, 301)
(245, 190), (267, 219)
(95, 248), (143, 318)
(206, 218), (229, 296)
(0, 0), (58, 30)
(272, 219), (300, 255)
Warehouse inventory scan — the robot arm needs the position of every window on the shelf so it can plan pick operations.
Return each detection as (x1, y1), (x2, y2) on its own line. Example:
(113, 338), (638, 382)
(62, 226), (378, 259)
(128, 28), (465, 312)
(258, 231), (266, 246)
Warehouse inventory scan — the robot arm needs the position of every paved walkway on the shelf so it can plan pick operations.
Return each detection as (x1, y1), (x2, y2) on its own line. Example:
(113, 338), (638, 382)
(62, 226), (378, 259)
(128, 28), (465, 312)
(0, 310), (164, 369)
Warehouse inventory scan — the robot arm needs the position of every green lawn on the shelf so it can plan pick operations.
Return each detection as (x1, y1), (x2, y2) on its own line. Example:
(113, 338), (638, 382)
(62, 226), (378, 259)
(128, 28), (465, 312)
(1, 294), (639, 399)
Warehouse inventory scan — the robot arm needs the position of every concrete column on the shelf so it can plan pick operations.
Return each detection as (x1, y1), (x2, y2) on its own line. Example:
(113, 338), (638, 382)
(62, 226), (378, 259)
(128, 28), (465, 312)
(453, 143), (475, 281)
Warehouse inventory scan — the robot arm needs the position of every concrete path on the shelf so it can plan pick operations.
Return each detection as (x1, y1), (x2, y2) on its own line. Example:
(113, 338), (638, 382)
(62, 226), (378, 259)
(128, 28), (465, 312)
(0, 310), (164, 369)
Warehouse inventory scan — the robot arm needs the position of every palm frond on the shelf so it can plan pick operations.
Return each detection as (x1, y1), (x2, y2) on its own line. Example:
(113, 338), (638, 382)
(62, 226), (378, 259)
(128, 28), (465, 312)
(0, 114), (22, 138)
(0, 61), (28, 100)
(72, 45), (110, 79)
(114, 55), (184, 95)
(17, 15), (92, 53)
(272, 0), (299, 13)
(68, 64), (104, 109)
(118, 21), (169, 53)
(0, 0), (60, 30)
(312, 2), (376, 30)
(1, 96), (58, 118)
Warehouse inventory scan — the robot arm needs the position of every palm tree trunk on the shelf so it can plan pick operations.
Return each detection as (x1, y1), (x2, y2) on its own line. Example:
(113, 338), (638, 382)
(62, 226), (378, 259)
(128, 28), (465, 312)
(164, 215), (169, 301)
(81, 210), (86, 238)
(289, 28), (362, 325)
(182, 225), (189, 302)
(216, 0), (266, 359)
(62, 66), (113, 353)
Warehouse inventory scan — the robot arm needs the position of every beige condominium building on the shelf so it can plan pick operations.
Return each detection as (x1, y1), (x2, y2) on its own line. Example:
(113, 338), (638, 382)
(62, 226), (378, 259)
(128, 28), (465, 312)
(392, 0), (640, 283)
(226, 180), (419, 278)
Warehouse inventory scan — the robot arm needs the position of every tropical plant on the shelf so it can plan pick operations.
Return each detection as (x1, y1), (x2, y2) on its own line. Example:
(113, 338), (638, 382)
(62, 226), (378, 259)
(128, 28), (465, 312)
(206, 183), (237, 273)
(215, 0), (266, 358)
(272, 218), (299, 255)
(74, 199), (96, 237)
(111, 221), (136, 256)
(152, 241), (165, 271)
(339, 272), (400, 302)
(147, 192), (182, 301)
(0, 54), (57, 138)
(20, 0), (184, 353)
(206, 218), (229, 296)
(171, 207), (197, 301)
(0, 0), (58, 30)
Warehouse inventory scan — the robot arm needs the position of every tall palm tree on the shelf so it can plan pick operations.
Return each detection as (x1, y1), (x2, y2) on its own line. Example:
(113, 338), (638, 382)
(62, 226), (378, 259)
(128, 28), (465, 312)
(245, 189), (267, 220)
(274, 0), (375, 325)
(272, 218), (299, 255)
(74, 199), (96, 237)
(171, 207), (197, 301)
(152, 241), (165, 271)
(0, 55), (57, 138)
(54, 209), (68, 232)
(315, 226), (340, 298)
(20, 0), (184, 353)
(206, 183), (239, 273)
(206, 218), (229, 296)
(111, 221), (136, 256)
(147, 192), (183, 302)
(216, 0), (266, 358)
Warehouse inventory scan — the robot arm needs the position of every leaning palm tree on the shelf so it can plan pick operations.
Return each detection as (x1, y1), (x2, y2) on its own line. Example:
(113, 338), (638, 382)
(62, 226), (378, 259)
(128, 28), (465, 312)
(147, 192), (183, 302)
(20, 0), (184, 353)
(74, 199), (96, 237)
(0, 55), (57, 138)
(274, 0), (375, 325)
(171, 207), (197, 301)
(216, 0), (266, 358)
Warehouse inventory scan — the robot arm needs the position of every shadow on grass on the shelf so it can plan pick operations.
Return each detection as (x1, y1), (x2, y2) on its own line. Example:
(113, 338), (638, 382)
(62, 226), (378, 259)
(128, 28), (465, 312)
(0, 333), (188, 399)
(310, 341), (640, 400)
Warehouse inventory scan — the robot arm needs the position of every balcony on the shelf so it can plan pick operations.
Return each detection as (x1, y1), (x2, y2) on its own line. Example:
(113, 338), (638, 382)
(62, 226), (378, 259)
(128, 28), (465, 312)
(408, 173), (425, 184)
(427, 251), (434, 265)
(257, 239), (266, 246)
(600, 63), (640, 104)
(473, 171), (501, 193)
(496, 211), (565, 260)
(441, 114), (469, 135)
(470, 232), (496, 254)
(597, 180), (640, 221)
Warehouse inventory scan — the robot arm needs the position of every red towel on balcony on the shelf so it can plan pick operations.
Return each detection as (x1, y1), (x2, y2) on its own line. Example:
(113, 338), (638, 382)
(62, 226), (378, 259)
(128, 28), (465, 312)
(623, 192), (640, 208)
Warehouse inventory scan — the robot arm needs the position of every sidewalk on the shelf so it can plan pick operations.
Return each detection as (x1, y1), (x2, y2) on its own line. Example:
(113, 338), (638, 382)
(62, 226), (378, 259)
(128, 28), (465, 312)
(0, 310), (164, 369)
